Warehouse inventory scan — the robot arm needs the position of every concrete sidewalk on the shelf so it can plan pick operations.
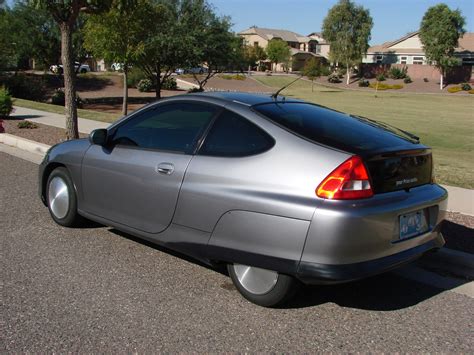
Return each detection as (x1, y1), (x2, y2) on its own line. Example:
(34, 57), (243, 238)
(12, 106), (110, 134)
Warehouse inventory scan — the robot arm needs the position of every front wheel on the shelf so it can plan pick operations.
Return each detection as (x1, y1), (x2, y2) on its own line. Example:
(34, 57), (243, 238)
(227, 263), (298, 307)
(46, 167), (84, 227)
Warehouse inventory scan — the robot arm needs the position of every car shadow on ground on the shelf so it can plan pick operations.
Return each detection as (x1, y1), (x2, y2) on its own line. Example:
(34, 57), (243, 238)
(105, 227), (466, 311)
(6, 115), (42, 120)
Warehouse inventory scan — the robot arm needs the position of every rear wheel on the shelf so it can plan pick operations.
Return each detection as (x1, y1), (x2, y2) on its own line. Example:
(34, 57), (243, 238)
(46, 167), (83, 227)
(227, 263), (298, 307)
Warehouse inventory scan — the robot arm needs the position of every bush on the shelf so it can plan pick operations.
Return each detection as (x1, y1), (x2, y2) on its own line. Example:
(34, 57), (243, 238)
(17, 121), (38, 129)
(188, 87), (204, 93)
(461, 83), (472, 91)
(335, 67), (346, 78)
(162, 77), (177, 90)
(447, 86), (463, 93)
(327, 73), (342, 83)
(0, 87), (13, 118)
(127, 68), (147, 88)
(137, 79), (153, 92)
(404, 76), (412, 84)
(358, 79), (370, 87)
(469, 89), (474, 94)
(320, 65), (331, 76)
(220, 74), (246, 80)
(1, 74), (47, 101)
(388, 67), (407, 79)
(376, 73), (386, 81)
(369, 83), (404, 90)
(50, 88), (83, 108)
(423, 78), (429, 82)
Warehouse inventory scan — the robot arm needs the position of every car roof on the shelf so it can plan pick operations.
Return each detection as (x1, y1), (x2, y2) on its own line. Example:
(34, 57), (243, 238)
(186, 91), (303, 106)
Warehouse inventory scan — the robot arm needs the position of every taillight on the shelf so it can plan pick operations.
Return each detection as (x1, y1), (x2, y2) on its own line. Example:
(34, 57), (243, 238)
(316, 156), (373, 200)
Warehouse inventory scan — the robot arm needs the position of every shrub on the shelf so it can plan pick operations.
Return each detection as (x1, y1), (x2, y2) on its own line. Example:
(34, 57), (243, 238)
(320, 65), (331, 76)
(469, 89), (474, 94)
(388, 67), (407, 79)
(447, 86), (462, 93)
(369, 83), (404, 90)
(423, 78), (429, 82)
(188, 87), (204, 93)
(137, 79), (153, 92)
(376, 73), (386, 81)
(335, 67), (346, 78)
(17, 121), (38, 129)
(461, 83), (472, 91)
(2, 74), (47, 101)
(358, 79), (370, 87)
(327, 73), (342, 83)
(162, 77), (177, 90)
(0, 86), (13, 118)
(404, 76), (412, 84)
(127, 68), (147, 88)
(50, 89), (83, 108)
(220, 74), (246, 80)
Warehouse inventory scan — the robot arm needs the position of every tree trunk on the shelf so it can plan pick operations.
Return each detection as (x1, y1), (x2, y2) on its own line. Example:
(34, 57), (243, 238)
(122, 68), (128, 116)
(346, 64), (350, 85)
(311, 80), (314, 92)
(440, 70), (444, 90)
(155, 72), (161, 99)
(59, 23), (79, 140)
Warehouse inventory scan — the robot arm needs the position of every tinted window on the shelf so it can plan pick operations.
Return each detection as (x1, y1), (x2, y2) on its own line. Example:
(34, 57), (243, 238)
(112, 103), (217, 153)
(199, 110), (274, 157)
(253, 103), (417, 153)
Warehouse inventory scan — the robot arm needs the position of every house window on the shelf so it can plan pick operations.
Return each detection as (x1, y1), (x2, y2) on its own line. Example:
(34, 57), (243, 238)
(413, 56), (424, 65)
(316, 45), (321, 54)
(400, 56), (407, 65)
(253, 41), (259, 47)
(376, 55), (383, 64)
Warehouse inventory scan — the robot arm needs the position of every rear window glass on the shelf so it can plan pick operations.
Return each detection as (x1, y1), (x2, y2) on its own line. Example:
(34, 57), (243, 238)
(253, 103), (415, 153)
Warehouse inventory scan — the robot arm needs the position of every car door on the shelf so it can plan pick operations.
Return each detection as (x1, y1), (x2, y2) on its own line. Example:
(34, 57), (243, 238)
(81, 101), (219, 234)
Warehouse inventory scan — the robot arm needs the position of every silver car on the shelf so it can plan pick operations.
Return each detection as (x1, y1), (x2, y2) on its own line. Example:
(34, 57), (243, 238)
(39, 92), (447, 307)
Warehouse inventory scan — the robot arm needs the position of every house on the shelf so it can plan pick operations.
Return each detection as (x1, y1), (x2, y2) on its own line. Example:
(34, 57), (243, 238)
(238, 26), (328, 72)
(363, 31), (474, 81)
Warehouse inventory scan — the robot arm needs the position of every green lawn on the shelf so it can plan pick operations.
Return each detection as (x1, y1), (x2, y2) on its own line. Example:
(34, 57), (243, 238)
(13, 98), (119, 123)
(255, 76), (474, 189)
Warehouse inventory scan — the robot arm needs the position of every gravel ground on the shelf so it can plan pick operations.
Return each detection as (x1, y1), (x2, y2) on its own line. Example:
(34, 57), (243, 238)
(2, 118), (87, 146)
(1, 152), (473, 353)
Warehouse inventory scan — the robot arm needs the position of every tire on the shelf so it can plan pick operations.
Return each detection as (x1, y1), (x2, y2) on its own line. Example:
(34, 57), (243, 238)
(80, 69), (87, 74)
(46, 167), (83, 227)
(227, 263), (298, 307)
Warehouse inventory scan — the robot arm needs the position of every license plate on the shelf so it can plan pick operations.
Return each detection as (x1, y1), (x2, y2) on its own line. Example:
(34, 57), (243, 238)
(399, 210), (429, 240)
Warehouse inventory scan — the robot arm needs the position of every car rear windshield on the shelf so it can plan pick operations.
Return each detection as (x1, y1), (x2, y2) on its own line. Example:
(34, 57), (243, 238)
(253, 102), (418, 154)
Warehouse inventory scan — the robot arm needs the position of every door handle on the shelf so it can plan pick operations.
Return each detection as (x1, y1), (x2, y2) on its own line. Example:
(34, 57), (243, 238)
(156, 162), (174, 175)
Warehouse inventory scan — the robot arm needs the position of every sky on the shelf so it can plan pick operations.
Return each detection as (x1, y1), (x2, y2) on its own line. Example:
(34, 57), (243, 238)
(5, 0), (473, 45)
(211, 0), (473, 45)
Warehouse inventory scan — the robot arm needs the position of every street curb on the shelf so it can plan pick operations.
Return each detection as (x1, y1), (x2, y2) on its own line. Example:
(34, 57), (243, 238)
(0, 133), (49, 156)
(418, 247), (474, 280)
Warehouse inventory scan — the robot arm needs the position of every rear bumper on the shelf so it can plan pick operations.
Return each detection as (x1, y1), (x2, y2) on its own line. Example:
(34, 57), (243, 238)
(297, 233), (444, 284)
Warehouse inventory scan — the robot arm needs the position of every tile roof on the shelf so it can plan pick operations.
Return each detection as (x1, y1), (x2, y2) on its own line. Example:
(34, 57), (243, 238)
(239, 27), (311, 43)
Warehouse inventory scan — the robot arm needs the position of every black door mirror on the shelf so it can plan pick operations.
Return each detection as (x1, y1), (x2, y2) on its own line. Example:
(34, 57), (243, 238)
(89, 129), (108, 146)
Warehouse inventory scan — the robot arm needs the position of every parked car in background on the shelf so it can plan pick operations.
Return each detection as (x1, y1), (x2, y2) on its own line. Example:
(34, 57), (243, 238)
(50, 62), (91, 74)
(175, 66), (208, 75)
(38, 92), (447, 307)
(110, 63), (125, 71)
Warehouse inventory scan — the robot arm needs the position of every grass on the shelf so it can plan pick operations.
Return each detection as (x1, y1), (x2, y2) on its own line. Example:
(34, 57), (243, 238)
(13, 98), (119, 123)
(255, 76), (474, 189)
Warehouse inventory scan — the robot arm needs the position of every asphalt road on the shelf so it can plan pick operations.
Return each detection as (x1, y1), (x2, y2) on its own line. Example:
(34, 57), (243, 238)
(1, 152), (473, 352)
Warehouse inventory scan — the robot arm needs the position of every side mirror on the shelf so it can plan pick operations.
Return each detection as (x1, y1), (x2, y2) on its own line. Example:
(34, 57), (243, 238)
(89, 129), (108, 146)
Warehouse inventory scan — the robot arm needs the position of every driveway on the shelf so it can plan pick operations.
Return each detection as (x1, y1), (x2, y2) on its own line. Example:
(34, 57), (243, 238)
(1, 152), (473, 352)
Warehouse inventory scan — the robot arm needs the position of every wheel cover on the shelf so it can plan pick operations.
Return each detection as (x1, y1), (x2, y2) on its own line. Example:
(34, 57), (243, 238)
(48, 176), (69, 219)
(232, 264), (278, 295)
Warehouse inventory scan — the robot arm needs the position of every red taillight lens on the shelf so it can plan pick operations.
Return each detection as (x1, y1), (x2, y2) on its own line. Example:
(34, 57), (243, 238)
(316, 156), (373, 200)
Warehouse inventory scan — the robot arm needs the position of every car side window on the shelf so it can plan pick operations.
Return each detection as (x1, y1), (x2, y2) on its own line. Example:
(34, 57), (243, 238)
(112, 102), (218, 153)
(199, 110), (274, 157)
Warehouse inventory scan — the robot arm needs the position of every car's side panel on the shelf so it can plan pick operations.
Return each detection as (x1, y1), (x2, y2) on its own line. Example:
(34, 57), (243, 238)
(301, 184), (448, 265)
(81, 145), (192, 234)
(173, 105), (350, 232)
(207, 210), (310, 268)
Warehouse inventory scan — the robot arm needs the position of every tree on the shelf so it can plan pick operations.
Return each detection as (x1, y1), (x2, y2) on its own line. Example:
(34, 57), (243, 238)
(303, 57), (322, 92)
(84, 0), (153, 115)
(30, 0), (128, 140)
(419, 4), (466, 90)
(243, 44), (267, 71)
(322, 0), (372, 85)
(0, 5), (16, 71)
(266, 39), (291, 72)
(191, 15), (242, 90)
